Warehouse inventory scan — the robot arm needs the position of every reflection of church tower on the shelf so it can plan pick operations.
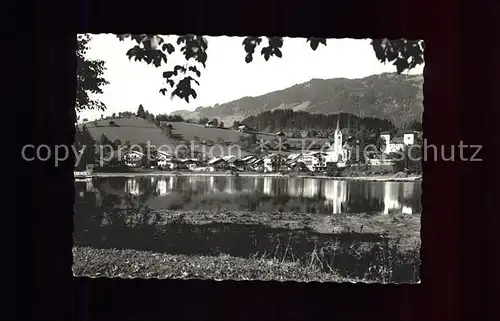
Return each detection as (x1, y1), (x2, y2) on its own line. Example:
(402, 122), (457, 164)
(333, 117), (343, 162)
(323, 180), (347, 214)
(383, 182), (401, 214)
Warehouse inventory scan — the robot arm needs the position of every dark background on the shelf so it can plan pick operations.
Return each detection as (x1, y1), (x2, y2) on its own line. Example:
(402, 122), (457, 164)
(7, 0), (499, 319)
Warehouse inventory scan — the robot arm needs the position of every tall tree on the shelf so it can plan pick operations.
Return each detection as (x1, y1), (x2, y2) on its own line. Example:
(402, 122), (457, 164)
(137, 104), (146, 118)
(98, 134), (112, 146)
(74, 125), (97, 170)
(392, 144), (423, 174)
(76, 34), (109, 113)
(117, 35), (423, 103)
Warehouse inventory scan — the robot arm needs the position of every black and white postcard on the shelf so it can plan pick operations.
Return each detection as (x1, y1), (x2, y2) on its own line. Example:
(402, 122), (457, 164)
(70, 34), (423, 283)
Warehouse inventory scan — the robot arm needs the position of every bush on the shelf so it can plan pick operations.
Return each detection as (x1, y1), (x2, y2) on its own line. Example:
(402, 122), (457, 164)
(326, 170), (341, 177)
(394, 171), (408, 178)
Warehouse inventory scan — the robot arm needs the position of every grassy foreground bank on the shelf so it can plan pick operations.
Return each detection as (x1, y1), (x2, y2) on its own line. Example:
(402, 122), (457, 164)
(73, 246), (362, 283)
(126, 209), (420, 248)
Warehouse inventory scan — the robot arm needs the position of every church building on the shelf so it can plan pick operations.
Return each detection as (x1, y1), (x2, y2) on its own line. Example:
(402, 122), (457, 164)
(326, 118), (349, 164)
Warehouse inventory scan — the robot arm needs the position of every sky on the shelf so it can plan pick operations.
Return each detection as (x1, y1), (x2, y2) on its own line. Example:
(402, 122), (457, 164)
(80, 35), (424, 121)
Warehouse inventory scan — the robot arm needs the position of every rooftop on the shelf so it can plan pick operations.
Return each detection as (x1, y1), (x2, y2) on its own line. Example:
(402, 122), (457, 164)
(390, 137), (405, 144)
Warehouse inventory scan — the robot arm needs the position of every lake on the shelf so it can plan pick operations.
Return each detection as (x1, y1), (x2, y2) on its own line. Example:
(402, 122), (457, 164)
(75, 175), (421, 215)
(74, 175), (422, 282)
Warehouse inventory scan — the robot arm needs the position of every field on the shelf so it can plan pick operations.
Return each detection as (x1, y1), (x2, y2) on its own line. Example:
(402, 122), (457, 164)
(160, 121), (277, 142)
(85, 118), (176, 148)
(161, 121), (329, 150)
(82, 118), (331, 158)
(83, 118), (247, 157)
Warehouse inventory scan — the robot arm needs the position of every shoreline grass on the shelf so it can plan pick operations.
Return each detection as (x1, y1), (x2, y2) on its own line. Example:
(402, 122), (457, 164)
(72, 246), (373, 283)
(75, 209), (421, 282)
(122, 209), (421, 245)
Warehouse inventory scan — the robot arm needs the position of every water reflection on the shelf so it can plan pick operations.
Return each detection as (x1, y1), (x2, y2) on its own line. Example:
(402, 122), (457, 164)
(75, 176), (421, 215)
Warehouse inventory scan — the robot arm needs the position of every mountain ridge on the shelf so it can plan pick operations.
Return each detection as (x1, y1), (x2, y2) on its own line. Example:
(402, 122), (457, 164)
(171, 72), (423, 128)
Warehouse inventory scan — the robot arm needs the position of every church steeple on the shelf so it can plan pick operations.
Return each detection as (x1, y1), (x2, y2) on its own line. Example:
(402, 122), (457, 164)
(332, 116), (343, 163)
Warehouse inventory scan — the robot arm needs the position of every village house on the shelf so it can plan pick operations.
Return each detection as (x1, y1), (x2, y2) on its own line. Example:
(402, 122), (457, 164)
(237, 125), (251, 132)
(240, 158), (254, 171)
(191, 166), (216, 172)
(177, 158), (203, 171)
(403, 130), (420, 145)
(222, 155), (245, 170)
(124, 150), (144, 167)
(302, 152), (328, 172)
(388, 137), (405, 153)
(243, 157), (263, 171)
(205, 119), (218, 128)
(377, 130), (422, 164)
(263, 153), (287, 173)
(285, 153), (305, 170)
(300, 130), (310, 138)
(156, 151), (174, 169)
(241, 155), (257, 163)
(208, 157), (229, 171)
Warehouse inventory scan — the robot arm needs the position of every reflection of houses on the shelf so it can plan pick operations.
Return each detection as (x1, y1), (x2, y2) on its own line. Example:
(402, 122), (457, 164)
(302, 178), (319, 198)
(223, 177), (237, 194)
(125, 178), (142, 195)
(156, 177), (174, 196)
(382, 182), (414, 214)
(323, 180), (348, 214)
(401, 205), (413, 215)
(262, 177), (273, 195)
(402, 182), (415, 198)
(85, 178), (95, 192)
(286, 178), (303, 197)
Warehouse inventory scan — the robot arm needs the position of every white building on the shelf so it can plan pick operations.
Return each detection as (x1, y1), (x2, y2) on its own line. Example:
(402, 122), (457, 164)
(302, 152), (327, 172)
(403, 131), (419, 145)
(380, 131), (420, 154)
(124, 150), (144, 167)
(262, 153), (286, 173)
(237, 125), (250, 132)
(330, 118), (343, 162)
(325, 118), (349, 165)
(156, 150), (174, 169)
